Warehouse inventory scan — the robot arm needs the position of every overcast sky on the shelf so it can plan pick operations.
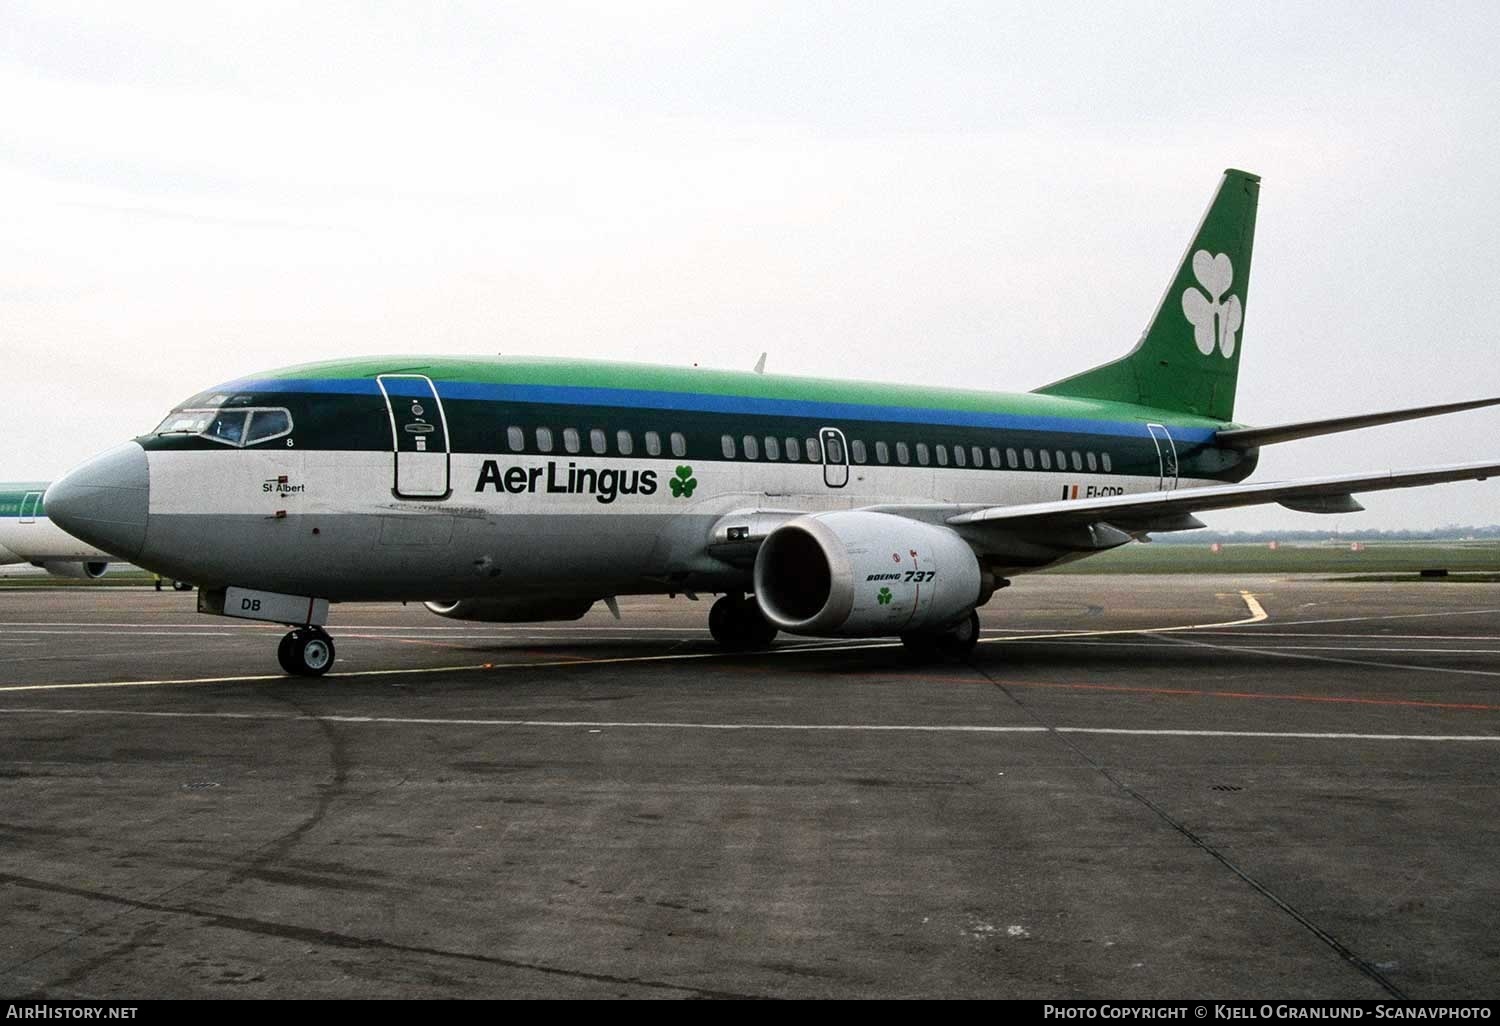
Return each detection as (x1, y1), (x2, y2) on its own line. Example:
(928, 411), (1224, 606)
(3, 2), (1498, 529)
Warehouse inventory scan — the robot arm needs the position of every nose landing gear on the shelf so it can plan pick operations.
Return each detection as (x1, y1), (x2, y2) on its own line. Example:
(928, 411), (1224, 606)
(277, 626), (336, 677)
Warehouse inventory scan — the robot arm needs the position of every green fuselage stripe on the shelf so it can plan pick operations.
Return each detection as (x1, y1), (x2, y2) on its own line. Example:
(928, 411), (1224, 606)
(139, 393), (1256, 483)
(0, 486), (48, 519)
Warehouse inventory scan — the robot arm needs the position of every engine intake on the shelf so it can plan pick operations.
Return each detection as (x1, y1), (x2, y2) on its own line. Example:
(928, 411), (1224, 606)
(37, 560), (109, 580)
(753, 511), (983, 637)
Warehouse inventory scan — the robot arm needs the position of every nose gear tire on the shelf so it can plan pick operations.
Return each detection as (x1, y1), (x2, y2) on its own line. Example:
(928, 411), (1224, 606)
(277, 627), (336, 676)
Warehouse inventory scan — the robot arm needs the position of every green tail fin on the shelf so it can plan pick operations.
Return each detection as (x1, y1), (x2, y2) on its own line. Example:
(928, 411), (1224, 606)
(1035, 168), (1260, 422)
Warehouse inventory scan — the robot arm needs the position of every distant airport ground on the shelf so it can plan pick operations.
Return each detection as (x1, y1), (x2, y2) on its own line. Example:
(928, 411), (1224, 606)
(3, 540), (1499, 586)
(1044, 539), (1500, 575)
(0, 565), (168, 587)
(5, 577), (1499, 997)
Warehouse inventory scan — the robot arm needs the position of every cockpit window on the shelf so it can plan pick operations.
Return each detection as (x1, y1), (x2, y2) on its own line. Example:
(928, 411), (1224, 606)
(151, 406), (293, 447)
(206, 411), (248, 445)
(154, 411), (216, 435)
(245, 409), (291, 444)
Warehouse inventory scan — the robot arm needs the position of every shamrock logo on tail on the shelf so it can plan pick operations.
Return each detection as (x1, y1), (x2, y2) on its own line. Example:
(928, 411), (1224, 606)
(1180, 250), (1243, 358)
(876, 587), (893, 606)
(669, 465), (697, 498)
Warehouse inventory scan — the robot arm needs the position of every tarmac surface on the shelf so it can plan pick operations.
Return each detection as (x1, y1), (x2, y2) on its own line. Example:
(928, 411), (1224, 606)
(1, 574), (1497, 999)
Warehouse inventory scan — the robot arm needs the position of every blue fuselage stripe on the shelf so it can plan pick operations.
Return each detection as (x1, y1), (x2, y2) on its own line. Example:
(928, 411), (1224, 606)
(223, 377), (1220, 443)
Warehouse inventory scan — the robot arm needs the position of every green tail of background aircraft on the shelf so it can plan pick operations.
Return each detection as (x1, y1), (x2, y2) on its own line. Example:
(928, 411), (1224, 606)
(43, 170), (1500, 676)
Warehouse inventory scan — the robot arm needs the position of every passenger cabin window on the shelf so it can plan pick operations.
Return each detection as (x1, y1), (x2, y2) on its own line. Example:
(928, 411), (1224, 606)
(1102, 453), (1112, 473)
(952, 445), (965, 467)
(743, 435), (759, 460)
(645, 431), (662, 456)
(1071, 451), (1083, 471)
(806, 437), (822, 463)
(974, 446), (986, 468)
(785, 437), (800, 461)
(670, 432), (687, 458)
(935, 445), (948, 466)
(851, 439), (867, 464)
(1040, 450), (1051, 470)
(916, 443), (930, 466)
(564, 428), (581, 454)
(1023, 449), (1035, 469)
(876, 441), (890, 464)
(590, 429), (607, 455)
(536, 427), (554, 453)
(896, 442), (910, 465)
(765, 436), (780, 461)
(1086, 452), (1097, 471)
(507, 426), (525, 452)
(824, 434), (844, 464)
(1055, 450), (1066, 469)
(617, 430), (634, 456)
(722, 435), (737, 459)
(1006, 448), (1018, 468)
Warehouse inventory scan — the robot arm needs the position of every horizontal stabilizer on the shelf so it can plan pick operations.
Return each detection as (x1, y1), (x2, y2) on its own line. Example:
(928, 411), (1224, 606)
(947, 460), (1500, 530)
(1216, 397), (1500, 449)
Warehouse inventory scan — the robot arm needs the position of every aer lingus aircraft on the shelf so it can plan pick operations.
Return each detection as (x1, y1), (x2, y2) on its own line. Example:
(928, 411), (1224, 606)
(0, 483), (115, 579)
(45, 169), (1500, 676)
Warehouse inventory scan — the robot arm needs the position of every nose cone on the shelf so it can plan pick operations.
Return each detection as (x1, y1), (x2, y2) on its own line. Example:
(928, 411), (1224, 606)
(45, 443), (150, 560)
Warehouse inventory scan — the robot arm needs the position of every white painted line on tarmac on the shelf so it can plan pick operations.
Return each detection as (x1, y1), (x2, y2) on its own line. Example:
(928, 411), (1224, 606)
(0, 621), (705, 633)
(1000, 639), (1500, 656)
(0, 630), (262, 637)
(975, 589), (1266, 645)
(1, 706), (1495, 742)
(1055, 728), (1500, 742)
(0, 643), (877, 693)
(0, 621), (282, 630)
(1236, 608), (1500, 628)
(1163, 635), (1500, 679)
(1180, 630), (1500, 642)
(0, 591), (1270, 693)
(0, 673), (294, 693)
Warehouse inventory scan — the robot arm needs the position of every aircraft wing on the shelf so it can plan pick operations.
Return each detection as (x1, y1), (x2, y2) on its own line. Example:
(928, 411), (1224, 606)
(945, 460), (1500, 531)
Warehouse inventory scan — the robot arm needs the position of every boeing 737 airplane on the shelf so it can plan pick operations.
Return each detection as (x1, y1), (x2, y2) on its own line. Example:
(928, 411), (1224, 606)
(0, 483), (114, 578)
(44, 170), (1500, 676)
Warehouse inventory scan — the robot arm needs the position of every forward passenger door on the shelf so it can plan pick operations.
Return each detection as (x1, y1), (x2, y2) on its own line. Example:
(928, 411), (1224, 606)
(377, 374), (452, 500)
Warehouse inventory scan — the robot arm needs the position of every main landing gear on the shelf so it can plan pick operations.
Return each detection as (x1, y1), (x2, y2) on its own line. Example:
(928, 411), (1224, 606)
(708, 594), (779, 650)
(901, 608), (981, 661)
(277, 626), (336, 677)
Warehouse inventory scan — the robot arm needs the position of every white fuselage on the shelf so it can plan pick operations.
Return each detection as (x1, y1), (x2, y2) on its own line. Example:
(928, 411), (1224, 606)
(128, 444), (1208, 601)
(0, 515), (111, 567)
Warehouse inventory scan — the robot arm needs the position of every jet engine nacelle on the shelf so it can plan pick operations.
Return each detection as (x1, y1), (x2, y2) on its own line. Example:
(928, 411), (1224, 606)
(753, 511), (984, 637)
(37, 560), (109, 580)
(424, 596), (597, 623)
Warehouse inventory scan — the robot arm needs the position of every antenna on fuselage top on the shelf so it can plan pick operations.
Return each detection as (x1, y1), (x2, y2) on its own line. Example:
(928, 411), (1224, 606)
(753, 352), (767, 374)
